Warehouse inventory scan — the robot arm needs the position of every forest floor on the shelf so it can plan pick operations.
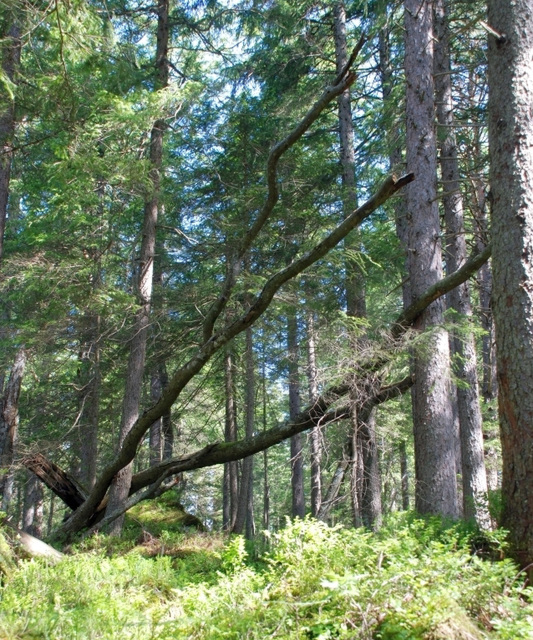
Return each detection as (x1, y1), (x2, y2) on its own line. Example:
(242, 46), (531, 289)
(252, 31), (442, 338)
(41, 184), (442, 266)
(0, 495), (532, 639)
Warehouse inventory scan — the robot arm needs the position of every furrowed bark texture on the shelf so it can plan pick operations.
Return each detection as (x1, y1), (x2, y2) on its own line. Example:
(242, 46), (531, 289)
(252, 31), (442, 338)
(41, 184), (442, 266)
(404, 0), (458, 518)
(434, 0), (489, 527)
(488, 0), (533, 570)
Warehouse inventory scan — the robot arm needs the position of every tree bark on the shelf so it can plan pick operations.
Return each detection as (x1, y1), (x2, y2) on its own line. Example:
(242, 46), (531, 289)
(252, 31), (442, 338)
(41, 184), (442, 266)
(77, 315), (100, 491)
(23, 472), (43, 538)
(399, 440), (410, 510)
(334, 1), (379, 528)
(404, 0), (458, 518)
(223, 348), (239, 530)
(288, 309), (305, 518)
(105, 0), (169, 535)
(0, 348), (26, 510)
(0, 17), (21, 261)
(306, 310), (321, 517)
(470, 181), (497, 403)
(233, 327), (255, 537)
(433, 0), (489, 527)
(488, 0), (533, 571)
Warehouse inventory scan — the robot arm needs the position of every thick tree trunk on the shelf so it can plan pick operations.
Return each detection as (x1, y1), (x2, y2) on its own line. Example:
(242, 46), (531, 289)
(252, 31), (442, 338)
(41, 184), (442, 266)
(105, 0), (169, 535)
(0, 18), (21, 261)
(488, 0), (533, 571)
(23, 472), (43, 539)
(0, 348), (26, 510)
(223, 348), (239, 530)
(358, 405), (382, 530)
(288, 309), (305, 518)
(433, 0), (489, 528)
(404, 0), (457, 518)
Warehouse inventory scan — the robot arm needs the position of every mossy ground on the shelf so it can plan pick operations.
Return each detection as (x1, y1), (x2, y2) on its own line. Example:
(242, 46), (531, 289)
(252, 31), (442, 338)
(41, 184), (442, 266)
(0, 505), (531, 639)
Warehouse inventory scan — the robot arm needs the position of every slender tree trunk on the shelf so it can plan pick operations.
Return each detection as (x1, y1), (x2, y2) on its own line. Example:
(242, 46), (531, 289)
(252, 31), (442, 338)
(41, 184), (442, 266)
(288, 309), (305, 518)
(0, 18), (21, 261)
(233, 327), (255, 537)
(105, 0), (169, 534)
(223, 348), (239, 530)
(471, 183), (497, 402)
(149, 249), (172, 464)
(262, 349), (270, 533)
(317, 456), (350, 522)
(306, 310), (322, 517)
(488, 0), (533, 571)
(0, 348), (26, 510)
(404, 0), (458, 517)
(334, 1), (378, 527)
(77, 315), (100, 491)
(399, 440), (410, 510)
(380, 24), (411, 516)
(149, 370), (163, 466)
(433, 0), (489, 527)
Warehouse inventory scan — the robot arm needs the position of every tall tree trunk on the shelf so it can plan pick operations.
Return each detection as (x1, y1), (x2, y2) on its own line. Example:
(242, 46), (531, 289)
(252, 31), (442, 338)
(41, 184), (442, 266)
(105, 0), (169, 534)
(306, 310), (322, 517)
(433, 0), (489, 528)
(149, 369), (163, 466)
(233, 327), (255, 537)
(223, 348), (239, 530)
(379, 23), (412, 516)
(358, 404), (382, 530)
(77, 315), (100, 491)
(261, 348), (270, 533)
(0, 348), (26, 510)
(149, 251), (172, 464)
(288, 309), (305, 518)
(404, 0), (458, 517)
(488, 0), (533, 571)
(334, 1), (378, 528)
(399, 440), (410, 510)
(0, 17), (21, 261)
(471, 183), (497, 402)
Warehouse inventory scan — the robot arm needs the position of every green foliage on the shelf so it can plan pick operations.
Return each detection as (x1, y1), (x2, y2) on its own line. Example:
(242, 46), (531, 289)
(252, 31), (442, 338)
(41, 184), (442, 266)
(0, 518), (532, 639)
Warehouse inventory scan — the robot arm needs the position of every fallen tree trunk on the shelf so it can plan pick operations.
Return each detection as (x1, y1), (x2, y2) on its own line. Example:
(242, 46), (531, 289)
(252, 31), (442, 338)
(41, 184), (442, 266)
(23, 453), (87, 511)
(3, 521), (63, 562)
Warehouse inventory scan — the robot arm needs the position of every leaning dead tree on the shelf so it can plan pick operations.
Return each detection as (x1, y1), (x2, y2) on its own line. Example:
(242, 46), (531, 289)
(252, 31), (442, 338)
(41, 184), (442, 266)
(25, 242), (490, 538)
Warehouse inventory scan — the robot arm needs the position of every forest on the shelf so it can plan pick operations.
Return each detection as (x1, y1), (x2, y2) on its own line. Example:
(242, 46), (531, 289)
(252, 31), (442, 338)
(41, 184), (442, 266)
(1, 0), (533, 637)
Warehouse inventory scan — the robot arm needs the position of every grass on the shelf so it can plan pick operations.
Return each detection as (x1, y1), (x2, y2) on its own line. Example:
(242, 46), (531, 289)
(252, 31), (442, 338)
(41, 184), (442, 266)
(0, 505), (532, 639)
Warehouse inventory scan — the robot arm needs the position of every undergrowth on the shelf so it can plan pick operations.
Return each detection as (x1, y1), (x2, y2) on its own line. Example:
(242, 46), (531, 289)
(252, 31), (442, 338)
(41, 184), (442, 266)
(0, 512), (532, 639)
